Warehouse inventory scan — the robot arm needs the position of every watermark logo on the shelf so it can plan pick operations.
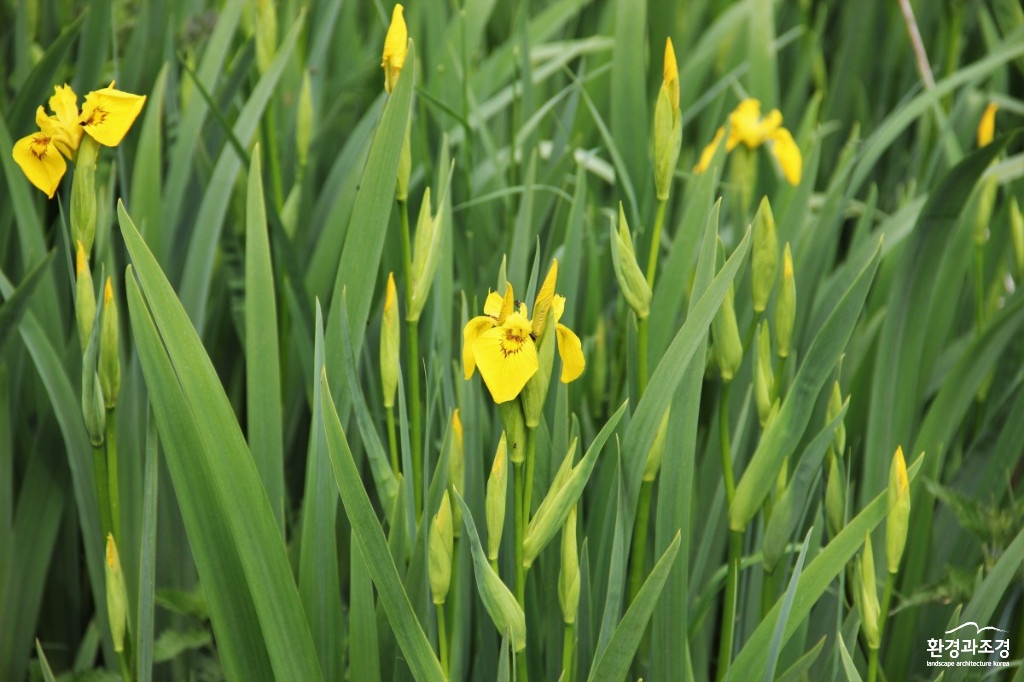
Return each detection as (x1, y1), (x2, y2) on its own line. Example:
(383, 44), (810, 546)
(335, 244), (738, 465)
(925, 621), (1010, 669)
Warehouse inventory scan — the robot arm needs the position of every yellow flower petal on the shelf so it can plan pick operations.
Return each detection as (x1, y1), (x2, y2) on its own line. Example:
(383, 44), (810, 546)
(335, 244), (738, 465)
(555, 323), (585, 383)
(483, 290), (504, 317)
(463, 315), (497, 379)
(977, 102), (998, 148)
(48, 84), (83, 156)
(531, 259), (558, 338)
(769, 128), (802, 186)
(473, 313), (538, 403)
(12, 130), (67, 198)
(694, 127), (725, 173)
(382, 4), (408, 93)
(79, 83), (146, 147)
(728, 99), (781, 150)
(663, 37), (679, 112)
(497, 282), (515, 325)
(552, 295), (565, 323)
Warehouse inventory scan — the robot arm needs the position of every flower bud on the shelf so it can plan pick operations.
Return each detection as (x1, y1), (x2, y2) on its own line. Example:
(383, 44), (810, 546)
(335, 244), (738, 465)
(558, 506), (580, 624)
(610, 203), (652, 319)
(977, 102), (997, 148)
(827, 381), (845, 456)
(653, 38), (682, 201)
(449, 409), (464, 538)
(75, 241), (96, 354)
(885, 446), (910, 575)
(396, 122), (411, 202)
(99, 278), (121, 409)
(754, 320), (774, 426)
(296, 70), (313, 171)
(381, 4), (408, 94)
(523, 439), (577, 567)
(857, 534), (881, 650)
(408, 188), (444, 322)
(775, 242), (795, 358)
(751, 197), (779, 313)
(82, 314), (105, 447)
(825, 451), (845, 537)
(711, 242), (742, 381)
(497, 399), (527, 464)
(380, 273), (400, 408)
(105, 534), (129, 652)
(71, 136), (99, 255)
(1010, 196), (1024, 279)
(642, 406), (671, 482)
(255, 0), (278, 74)
(486, 434), (508, 562)
(429, 491), (454, 605)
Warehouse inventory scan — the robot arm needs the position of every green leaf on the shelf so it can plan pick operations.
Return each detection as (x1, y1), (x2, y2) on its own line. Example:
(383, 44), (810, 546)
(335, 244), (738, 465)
(0, 251), (55, 351)
(763, 530), (813, 682)
(136, 409), (159, 682)
(319, 370), (445, 682)
(34, 640), (57, 682)
(774, 637), (825, 682)
(244, 146), (285, 532)
(153, 628), (212, 663)
(588, 533), (681, 681)
(837, 634), (863, 682)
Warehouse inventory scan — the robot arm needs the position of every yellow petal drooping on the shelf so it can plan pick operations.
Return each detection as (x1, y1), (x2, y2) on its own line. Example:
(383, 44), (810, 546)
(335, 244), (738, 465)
(769, 128), (802, 185)
(473, 312), (539, 403)
(694, 127), (725, 173)
(728, 99), (782, 150)
(463, 316), (497, 379)
(555, 323), (585, 383)
(552, 295), (565, 323)
(47, 84), (83, 157)
(12, 129), (67, 198)
(382, 4), (408, 93)
(531, 259), (558, 338)
(79, 83), (147, 147)
(663, 37), (679, 112)
(977, 102), (998, 148)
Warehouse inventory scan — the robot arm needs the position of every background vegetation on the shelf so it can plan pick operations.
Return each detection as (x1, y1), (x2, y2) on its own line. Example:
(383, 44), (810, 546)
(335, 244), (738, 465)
(1, 0), (1023, 680)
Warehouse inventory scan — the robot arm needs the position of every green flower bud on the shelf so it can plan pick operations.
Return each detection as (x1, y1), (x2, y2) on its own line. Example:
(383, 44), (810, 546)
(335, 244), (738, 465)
(523, 439), (577, 567)
(729, 144), (757, 214)
(449, 410), (464, 538)
(497, 399), (527, 464)
(1010, 196), (1024, 279)
(653, 40), (682, 203)
(521, 318), (555, 428)
(610, 203), (652, 319)
(99, 278), (121, 409)
(775, 242), (795, 358)
(396, 121), (411, 202)
(296, 70), (313, 171)
(825, 451), (845, 537)
(71, 136), (98, 256)
(885, 446), (911, 575)
(255, 0), (277, 74)
(754, 320), (774, 426)
(643, 405), (671, 482)
(429, 491), (454, 605)
(408, 188), (444, 322)
(857, 534), (881, 650)
(751, 197), (779, 313)
(827, 381), (846, 456)
(82, 311), (105, 447)
(486, 434), (508, 562)
(558, 506), (580, 624)
(974, 176), (998, 246)
(105, 534), (129, 652)
(75, 241), (96, 355)
(380, 273), (400, 408)
(711, 275), (742, 382)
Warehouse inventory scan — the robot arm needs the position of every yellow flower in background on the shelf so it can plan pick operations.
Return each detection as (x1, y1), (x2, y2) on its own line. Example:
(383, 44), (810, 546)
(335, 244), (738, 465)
(977, 102), (997, 147)
(382, 4), (408, 93)
(11, 82), (146, 197)
(694, 98), (802, 185)
(79, 83), (147, 147)
(463, 262), (585, 403)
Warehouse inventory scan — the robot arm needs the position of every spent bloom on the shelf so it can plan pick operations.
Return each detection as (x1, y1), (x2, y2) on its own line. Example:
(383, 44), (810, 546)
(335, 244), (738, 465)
(13, 82), (146, 197)
(694, 98), (802, 185)
(463, 260), (585, 404)
(381, 4), (408, 93)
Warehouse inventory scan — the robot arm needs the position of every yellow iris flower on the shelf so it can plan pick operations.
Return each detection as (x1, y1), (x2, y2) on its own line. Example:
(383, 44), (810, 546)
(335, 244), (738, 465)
(463, 260), (585, 404)
(382, 4), (408, 93)
(694, 98), (802, 185)
(12, 82), (146, 198)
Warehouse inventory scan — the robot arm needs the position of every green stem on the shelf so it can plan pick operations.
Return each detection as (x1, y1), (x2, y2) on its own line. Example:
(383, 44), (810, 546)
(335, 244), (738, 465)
(627, 480), (654, 606)
(437, 603), (449, 678)
(637, 316), (650, 397)
(720, 382), (735, 504)
(717, 530), (743, 682)
(513, 461), (526, 606)
(974, 243), (985, 335)
(522, 428), (537, 524)
(645, 199), (668, 288)
(118, 649), (131, 682)
(399, 199), (423, 517)
(92, 443), (112, 540)
(869, 572), (895, 682)
(867, 647), (879, 682)
(386, 406), (399, 475)
(106, 408), (121, 542)
(562, 622), (575, 682)
(761, 568), (775, 620)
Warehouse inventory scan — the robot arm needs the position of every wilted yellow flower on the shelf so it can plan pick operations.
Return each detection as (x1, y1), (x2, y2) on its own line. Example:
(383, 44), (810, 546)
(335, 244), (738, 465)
(463, 264), (584, 404)
(694, 98), (802, 185)
(977, 102), (998, 147)
(381, 4), (408, 93)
